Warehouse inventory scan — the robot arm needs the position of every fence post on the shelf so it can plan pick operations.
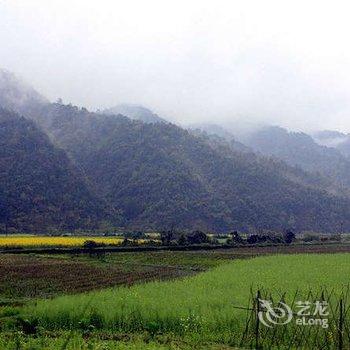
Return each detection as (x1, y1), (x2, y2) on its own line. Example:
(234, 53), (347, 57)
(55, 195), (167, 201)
(255, 290), (261, 349)
(339, 298), (343, 350)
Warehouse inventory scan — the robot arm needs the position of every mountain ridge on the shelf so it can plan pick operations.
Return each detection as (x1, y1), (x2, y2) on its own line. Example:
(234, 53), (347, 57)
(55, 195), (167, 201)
(2, 70), (350, 232)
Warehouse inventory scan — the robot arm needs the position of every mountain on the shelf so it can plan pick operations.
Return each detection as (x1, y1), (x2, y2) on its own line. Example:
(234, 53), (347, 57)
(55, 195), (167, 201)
(199, 129), (350, 197)
(0, 69), (48, 115)
(103, 104), (166, 123)
(188, 124), (348, 197)
(313, 130), (349, 148)
(3, 70), (350, 233)
(188, 123), (251, 153)
(243, 126), (350, 191)
(0, 108), (117, 233)
(19, 102), (350, 233)
(315, 131), (350, 159)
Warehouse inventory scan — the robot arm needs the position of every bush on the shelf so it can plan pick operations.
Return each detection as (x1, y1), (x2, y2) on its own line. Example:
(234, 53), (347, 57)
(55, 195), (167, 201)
(177, 234), (188, 246)
(187, 231), (208, 244)
(284, 231), (295, 244)
(83, 240), (105, 249)
(227, 231), (244, 245)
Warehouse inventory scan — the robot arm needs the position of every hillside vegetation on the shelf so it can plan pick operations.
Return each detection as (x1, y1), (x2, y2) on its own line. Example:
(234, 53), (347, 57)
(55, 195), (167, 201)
(3, 70), (350, 232)
(0, 108), (116, 232)
(23, 102), (350, 232)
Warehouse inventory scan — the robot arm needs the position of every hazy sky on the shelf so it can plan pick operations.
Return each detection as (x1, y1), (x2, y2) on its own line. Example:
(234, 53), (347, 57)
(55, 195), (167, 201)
(1, 0), (350, 131)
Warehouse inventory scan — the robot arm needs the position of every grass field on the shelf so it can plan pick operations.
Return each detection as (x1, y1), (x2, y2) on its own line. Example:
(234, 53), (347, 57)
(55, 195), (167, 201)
(25, 254), (349, 326)
(0, 253), (347, 349)
(2, 249), (350, 349)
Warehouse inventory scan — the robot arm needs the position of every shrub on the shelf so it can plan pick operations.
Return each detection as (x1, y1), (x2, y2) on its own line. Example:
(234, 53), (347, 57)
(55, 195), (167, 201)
(83, 240), (100, 249)
(187, 231), (208, 244)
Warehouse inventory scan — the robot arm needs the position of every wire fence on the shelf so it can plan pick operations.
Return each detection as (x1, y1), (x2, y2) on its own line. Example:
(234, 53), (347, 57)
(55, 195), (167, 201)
(236, 287), (350, 349)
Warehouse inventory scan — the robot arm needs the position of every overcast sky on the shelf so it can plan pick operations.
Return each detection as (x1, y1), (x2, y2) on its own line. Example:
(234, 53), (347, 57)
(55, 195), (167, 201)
(1, 0), (350, 131)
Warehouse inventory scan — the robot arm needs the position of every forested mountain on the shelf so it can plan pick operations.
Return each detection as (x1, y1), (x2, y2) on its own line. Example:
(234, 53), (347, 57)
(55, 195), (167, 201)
(17, 102), (350, 232)
(3, 70), (350, 233)
(103, 104), (166, 123)
(0, 108), (116, 233)
(198, 130), (350, 198)
(243, 126), (350, 191)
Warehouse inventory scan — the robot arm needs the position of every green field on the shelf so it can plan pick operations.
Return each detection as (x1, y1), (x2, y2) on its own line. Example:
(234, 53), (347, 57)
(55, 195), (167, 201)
(2, 253), (350, 349)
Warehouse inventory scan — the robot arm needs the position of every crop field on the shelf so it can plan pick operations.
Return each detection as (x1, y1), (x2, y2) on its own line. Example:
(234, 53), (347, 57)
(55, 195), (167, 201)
(1, 252), (350, 349)
(0, 236), (127, 247)
(0, 254), (196, 304)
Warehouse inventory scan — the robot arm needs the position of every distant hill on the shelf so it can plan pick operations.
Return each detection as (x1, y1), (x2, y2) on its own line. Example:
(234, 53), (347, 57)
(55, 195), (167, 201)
(22, 102), (350, 233)
(243, 126), (350, 191)
(313, 130), (350, 158)
(0, 108), (117, 233)
(188, 123), (251, 153)
(103, 104), (166, 123)
(313, 130), (349, 148)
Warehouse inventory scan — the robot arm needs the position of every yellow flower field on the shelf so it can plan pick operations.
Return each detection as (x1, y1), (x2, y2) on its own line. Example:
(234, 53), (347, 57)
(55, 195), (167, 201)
(0, 236), (125, 247)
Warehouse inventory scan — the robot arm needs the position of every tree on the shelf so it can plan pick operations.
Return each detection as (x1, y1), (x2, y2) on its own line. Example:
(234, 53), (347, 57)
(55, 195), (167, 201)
(83, 240), (100, 249)
(247, 234), (259, 244)
(160, 230), (174, 245)
(284, 231), (296, 244)
(228, 231), (244, 245)
(187, 230), (208, 244)
(177, 234), (187, 246)
(0, 190), (9, 235)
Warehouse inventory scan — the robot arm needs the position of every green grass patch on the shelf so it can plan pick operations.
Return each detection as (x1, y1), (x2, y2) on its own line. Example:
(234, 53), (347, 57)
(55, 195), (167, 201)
(15, 254), (349, 346)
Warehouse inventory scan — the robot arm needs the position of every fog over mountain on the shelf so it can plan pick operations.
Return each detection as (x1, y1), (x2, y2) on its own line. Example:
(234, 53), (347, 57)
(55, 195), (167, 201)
(103, 104), (166, 124)
(0, 69), (48, 114)
(2, 1), (350, 132)
(3, 69), (350, 233)
(4, 1), (350, 234)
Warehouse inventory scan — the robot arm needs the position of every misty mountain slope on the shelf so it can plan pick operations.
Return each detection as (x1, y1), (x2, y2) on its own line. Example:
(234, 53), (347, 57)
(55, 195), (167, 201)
(0, 108), (116, 232)
(188, 123), (251, 153)
(28, 103), (350, 232)
(0, 69), (48, 115)
(2, 71), (350, 232)
(200, 131), (350, 197)
(103, 104), (166, 123)
(244, 126), (350, 190)
(187, 124), (349, 199)
(313, 130), (350, 158)
(313, 130), (349, 148)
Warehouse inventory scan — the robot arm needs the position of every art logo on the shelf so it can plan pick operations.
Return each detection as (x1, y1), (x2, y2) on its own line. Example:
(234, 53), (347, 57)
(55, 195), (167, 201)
(258, 299), (329, 328)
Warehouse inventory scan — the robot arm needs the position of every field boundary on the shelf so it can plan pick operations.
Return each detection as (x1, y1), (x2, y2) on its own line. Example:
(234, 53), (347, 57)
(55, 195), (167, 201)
(1, 241), (349, 255)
